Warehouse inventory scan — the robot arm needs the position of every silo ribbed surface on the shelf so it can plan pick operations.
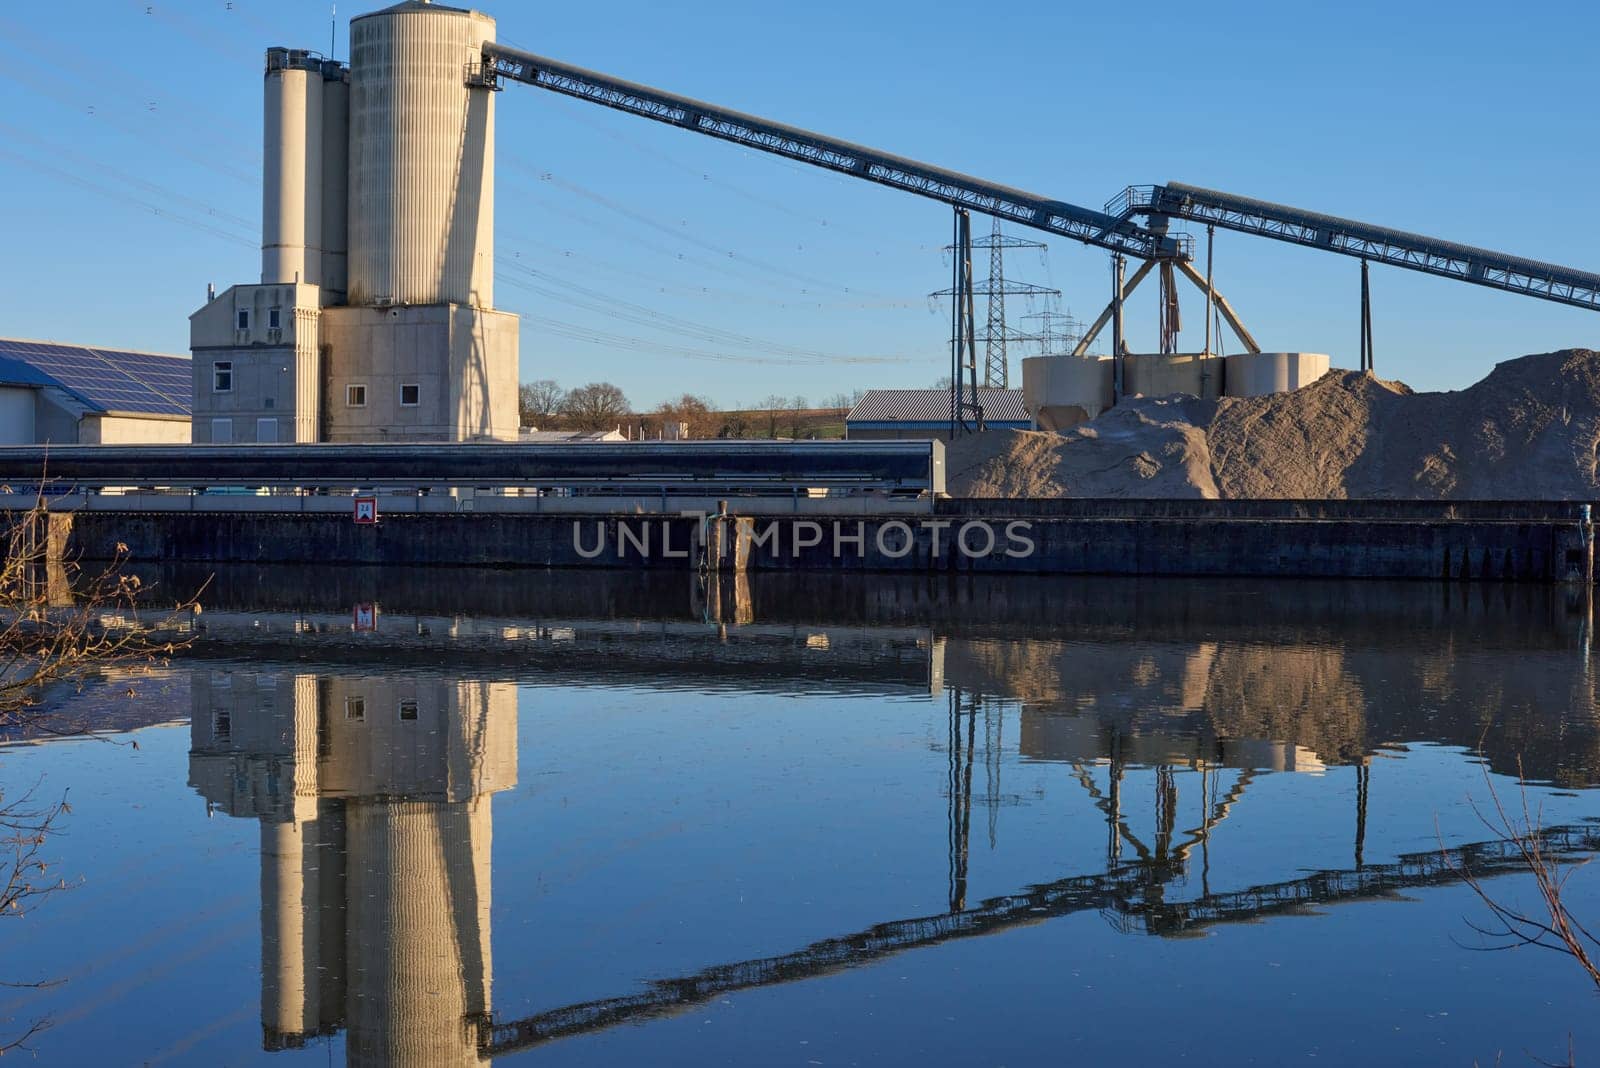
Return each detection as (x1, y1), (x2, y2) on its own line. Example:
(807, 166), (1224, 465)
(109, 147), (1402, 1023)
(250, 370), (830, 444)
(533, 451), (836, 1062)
(262, 53), (324, 286)
(345, 798), (491, 1067)
(347, 3), (496, 308)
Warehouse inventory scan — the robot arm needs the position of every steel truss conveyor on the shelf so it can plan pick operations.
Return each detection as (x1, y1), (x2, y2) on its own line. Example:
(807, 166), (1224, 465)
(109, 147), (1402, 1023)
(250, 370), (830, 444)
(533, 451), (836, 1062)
(1111, 183), (1600, 312)
(480, 43), (1185, 262)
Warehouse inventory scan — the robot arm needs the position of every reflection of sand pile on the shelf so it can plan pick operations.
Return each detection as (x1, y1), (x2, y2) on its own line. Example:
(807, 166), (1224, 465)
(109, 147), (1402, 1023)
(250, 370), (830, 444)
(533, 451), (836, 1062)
(948, 350), (1600, 500)
(1200, 645), (1369, 764)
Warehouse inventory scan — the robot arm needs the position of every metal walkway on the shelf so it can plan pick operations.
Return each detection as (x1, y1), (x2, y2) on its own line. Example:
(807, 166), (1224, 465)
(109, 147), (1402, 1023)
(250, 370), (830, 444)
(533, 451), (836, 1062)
(1112, 183), (1600, 311)
(481, 43), (1184, 262)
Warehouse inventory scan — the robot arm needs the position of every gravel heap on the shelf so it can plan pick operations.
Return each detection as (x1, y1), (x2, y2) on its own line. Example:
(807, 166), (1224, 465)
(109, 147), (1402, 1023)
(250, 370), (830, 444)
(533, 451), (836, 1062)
(947, 349), (1600, 499)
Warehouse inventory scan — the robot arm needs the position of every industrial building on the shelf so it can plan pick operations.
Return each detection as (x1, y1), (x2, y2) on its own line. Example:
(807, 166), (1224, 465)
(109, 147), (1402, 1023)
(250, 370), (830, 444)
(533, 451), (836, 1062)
(191, 1), (518, 444)
(0, 337), (191, 444)
(846, 388), (1031, 440)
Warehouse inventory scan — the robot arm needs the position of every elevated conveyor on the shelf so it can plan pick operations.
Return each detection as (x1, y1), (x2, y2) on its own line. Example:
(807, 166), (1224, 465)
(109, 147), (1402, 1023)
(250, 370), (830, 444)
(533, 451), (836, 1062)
(1113, 183), (1600, 311)
(480, 43), (1184, 262)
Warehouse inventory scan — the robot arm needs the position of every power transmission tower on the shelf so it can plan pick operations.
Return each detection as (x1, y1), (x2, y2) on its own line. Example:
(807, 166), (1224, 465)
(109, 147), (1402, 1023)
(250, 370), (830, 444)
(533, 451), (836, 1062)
(1022, 308), (1089, 356)
(932, 218), (1059, 389)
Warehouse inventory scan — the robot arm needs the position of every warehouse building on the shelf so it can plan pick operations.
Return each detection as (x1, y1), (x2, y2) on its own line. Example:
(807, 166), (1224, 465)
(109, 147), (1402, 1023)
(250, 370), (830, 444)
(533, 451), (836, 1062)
(0, 338), (191, 445)
(845, 388), (1031, 441)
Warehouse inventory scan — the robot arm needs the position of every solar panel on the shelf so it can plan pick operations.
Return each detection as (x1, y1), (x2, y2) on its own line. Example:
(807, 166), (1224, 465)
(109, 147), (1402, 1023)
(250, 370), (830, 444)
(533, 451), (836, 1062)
(0, 338), (191, 416)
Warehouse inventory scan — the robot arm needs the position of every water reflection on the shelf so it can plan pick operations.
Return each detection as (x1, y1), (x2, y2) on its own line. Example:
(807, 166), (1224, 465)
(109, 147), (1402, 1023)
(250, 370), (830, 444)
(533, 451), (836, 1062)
(151, 570), (1600, 1061)
(190, 671), (513, 1064)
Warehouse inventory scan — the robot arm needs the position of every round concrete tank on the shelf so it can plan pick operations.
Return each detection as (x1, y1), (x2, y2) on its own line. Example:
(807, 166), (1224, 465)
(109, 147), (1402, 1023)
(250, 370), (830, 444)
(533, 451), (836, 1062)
(1122, 353), (1223, 399)
(347, 1), (497, 308)
(319, 60), (350, 305)
(1022, 355), (1113, 431)
(262, 48), (324, 286)
(1223, 352), (1331, 397)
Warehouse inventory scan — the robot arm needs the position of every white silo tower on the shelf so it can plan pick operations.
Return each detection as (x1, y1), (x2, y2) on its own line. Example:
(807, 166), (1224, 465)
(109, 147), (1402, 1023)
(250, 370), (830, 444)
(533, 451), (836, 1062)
(191, 2), (520, 445)
(318, 0), (519, 442)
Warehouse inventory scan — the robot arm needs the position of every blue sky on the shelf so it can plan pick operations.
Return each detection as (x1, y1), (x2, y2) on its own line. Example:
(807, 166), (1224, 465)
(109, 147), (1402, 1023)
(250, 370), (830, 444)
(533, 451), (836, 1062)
(1, 0), (1596, 409)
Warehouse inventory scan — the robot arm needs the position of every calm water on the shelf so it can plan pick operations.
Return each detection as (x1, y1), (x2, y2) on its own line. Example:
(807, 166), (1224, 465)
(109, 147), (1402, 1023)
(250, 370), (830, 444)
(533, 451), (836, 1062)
(4, 570), (1600, 1066)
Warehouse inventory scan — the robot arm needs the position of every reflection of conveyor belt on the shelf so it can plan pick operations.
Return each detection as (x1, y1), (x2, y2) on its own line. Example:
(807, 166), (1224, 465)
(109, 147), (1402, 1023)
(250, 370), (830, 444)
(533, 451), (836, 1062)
(480, 824), (1600, 1056)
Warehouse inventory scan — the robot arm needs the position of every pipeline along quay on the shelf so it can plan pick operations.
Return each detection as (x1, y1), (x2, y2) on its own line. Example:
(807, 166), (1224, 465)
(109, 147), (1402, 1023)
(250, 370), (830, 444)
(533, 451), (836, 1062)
(0, 442), (1592, 583)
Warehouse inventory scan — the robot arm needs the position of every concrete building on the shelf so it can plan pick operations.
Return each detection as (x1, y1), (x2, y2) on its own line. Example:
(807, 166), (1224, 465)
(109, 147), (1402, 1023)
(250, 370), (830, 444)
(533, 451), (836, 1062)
(0, 338), (191, 444)
(845, 388), (1031, 441)
(190, 666), (515, 1065)
(191, 2), (519, 444)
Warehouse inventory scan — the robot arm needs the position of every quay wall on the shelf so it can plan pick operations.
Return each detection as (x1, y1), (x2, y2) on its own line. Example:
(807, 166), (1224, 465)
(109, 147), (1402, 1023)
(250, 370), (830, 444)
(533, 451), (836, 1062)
(21, 501), (1595, 582)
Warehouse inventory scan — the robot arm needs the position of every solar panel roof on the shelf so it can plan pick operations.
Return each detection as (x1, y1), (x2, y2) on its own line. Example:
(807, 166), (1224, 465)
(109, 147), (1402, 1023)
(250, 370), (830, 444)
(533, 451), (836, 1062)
(847, 388), (1030, 424)
(0, 339), (191, 417)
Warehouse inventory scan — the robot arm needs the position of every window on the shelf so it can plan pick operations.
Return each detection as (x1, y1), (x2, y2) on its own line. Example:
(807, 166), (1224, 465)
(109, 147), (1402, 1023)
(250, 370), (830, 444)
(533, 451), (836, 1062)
(210, 417), (232, 444)
(213, 361), (232, 392)
(399, 383), (420, 407)
(256, 417), (278, 443)
(345, 696), (366, 722)
(268, 307), (281, 330)
(346, 384), (367, 407)
(212, 708), (231, 743)
(236, 309), (249, 330)
(398, 698), (419, 722)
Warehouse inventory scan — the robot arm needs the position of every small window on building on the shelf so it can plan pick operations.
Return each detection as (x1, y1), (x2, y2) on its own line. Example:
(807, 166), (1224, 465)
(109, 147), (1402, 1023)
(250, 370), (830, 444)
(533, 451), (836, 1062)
(399, 383), (420, 407)
(213, 361), (232, 392)
(237, 309), (249, 330)
(398, 698), (419, 722)
(268, 307), (281, 330)
(210, 417), (232, 444)
(346, 384), (367, 407)
(345, 696), (366, 722)
(212, 708), (231, 743)
(256, 417), (278, 443)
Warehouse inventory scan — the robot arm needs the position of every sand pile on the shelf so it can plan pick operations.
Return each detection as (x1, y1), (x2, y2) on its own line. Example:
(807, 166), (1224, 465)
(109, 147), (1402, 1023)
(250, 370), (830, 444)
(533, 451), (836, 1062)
(947, 349), (1600, 499)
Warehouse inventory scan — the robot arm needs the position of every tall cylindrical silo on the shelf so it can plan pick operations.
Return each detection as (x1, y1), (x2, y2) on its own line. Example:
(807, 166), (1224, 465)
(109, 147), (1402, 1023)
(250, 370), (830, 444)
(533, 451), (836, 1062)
(346, 2), (497, 308)
(262, 48), (324, 287)
(320, 60), (351, 304)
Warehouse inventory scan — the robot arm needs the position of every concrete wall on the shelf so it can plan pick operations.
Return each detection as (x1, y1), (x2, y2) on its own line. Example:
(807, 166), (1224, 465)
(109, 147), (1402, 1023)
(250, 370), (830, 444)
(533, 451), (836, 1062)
(80, 413), (192, 444)
(191, 282), (321, 443)
(0, 387), (35, 444)
(321, 304), (517, 442)
(33, 390), (82, 444)
(46, 506), (1592, 583)
(1123, 353), (1224, 400)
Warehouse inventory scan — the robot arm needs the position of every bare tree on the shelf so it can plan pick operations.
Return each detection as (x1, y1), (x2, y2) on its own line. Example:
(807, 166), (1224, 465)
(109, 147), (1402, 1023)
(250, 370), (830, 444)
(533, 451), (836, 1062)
(759, 394), (788, 439)
(518, 379), (564, 428)
(786, 395), (811, 440)
(654, 394), (719, 440)
(560, 382), (631, 431)
(1447, 757), (1600, 992)
(0, 498), (195, 1054)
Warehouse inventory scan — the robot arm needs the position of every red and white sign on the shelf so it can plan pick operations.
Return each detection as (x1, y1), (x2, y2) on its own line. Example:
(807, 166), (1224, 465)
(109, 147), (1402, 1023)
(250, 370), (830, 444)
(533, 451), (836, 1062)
(353, 497), (378, 524)
(352, 603), (378, 631)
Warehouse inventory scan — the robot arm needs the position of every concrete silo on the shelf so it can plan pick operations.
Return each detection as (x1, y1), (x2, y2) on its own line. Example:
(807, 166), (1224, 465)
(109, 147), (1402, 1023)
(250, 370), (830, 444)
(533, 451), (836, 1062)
(191, 2), (519, 444)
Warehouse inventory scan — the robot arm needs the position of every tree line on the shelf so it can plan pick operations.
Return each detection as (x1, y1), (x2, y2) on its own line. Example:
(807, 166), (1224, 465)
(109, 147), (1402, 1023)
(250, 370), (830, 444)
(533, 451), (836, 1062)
(519, 380), (866, 439)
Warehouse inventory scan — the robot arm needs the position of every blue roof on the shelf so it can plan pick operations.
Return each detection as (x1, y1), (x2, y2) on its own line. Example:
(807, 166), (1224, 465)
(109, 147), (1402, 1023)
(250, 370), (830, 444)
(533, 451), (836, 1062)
(0, 338), (190, 417)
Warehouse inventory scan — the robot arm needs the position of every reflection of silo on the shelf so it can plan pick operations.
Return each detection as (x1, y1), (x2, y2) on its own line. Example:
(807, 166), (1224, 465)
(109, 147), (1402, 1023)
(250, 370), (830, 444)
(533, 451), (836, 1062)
(344, 798), (492, 1068)
(262, 48), (324, 286)
(1022, 355), (1114, 431)
(346, 2), (498, 308)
